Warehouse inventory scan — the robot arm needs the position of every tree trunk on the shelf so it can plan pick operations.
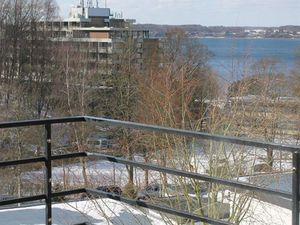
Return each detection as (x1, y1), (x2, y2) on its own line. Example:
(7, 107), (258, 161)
(80, 157), (89, 187)
(144, 150), (149, 186)
(161, 151), (167, 185)
(267, 147), (273, 169)
(128, 146), (134, 185)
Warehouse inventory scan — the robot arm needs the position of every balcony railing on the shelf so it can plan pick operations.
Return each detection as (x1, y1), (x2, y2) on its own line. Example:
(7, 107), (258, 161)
(0, 116), (299, 225)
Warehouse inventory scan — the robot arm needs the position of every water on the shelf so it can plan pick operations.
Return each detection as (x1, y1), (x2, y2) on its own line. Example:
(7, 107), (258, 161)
(198, 38), (300, 81)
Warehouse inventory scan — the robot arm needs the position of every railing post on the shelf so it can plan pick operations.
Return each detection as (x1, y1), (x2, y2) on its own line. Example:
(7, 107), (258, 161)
(292, 152), (300, 225)
(45, 124), (52, 225)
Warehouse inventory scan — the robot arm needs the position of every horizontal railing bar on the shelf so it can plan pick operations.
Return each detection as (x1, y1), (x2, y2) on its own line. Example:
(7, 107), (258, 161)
(52, 188), (86, 198)
(51, 152), (87, 161)
(0, 152), (88, 168)
(88, 153), (292, 199)
(0, 116), (298, 153)
(0, 116), (85, 128)
(0, 157), (46, 167)
(85, 116), (300, 153)
(0, 195), (46, 206)
(0, 152), (86, 168)
(86, 188), (232, 225)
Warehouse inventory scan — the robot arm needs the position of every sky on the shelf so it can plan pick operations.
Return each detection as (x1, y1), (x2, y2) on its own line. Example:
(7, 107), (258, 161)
(58, 0), (300, 27)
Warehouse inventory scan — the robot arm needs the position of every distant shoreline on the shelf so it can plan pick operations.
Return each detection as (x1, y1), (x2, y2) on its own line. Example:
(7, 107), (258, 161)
(154, 35), (300, 40)
(193, 37), (300, 40)
(154, 36), (300, 40)
(135, 24), (300, 40)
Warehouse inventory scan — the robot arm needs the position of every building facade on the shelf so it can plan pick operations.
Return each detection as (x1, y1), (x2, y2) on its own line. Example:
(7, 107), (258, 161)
(48, 2), (150, 79)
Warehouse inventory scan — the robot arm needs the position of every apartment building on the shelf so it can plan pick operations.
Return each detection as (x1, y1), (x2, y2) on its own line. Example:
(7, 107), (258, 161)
(49, 1), (151, 77)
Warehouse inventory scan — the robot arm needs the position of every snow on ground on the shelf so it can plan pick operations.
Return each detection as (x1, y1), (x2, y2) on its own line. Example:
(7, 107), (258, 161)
(0, 196), (295, 225)
(23, 160), (163, 187)
(0, 199), (169, 225)
(241, 199), (291, 225)
(215, 190), (293, 225)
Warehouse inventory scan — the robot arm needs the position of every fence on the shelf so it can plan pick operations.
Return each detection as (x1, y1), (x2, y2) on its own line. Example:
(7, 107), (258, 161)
(0, 116), (299, 225)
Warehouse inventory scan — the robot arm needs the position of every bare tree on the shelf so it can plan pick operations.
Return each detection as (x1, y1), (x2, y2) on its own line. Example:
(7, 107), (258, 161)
(228, 58), (292, 169)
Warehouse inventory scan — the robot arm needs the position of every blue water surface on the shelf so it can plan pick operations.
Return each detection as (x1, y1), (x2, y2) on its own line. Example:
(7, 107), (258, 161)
(198, 38), (300, 80)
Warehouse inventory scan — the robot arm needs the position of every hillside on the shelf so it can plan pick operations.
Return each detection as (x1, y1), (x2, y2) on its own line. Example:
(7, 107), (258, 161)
(134, 24), (300, 39)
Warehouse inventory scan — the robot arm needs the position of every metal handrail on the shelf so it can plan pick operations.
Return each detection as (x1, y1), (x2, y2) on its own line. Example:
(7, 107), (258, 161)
(0, 116), (298, 152)
(87, 153), (292, 199)
(0, 116), (299, 225)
